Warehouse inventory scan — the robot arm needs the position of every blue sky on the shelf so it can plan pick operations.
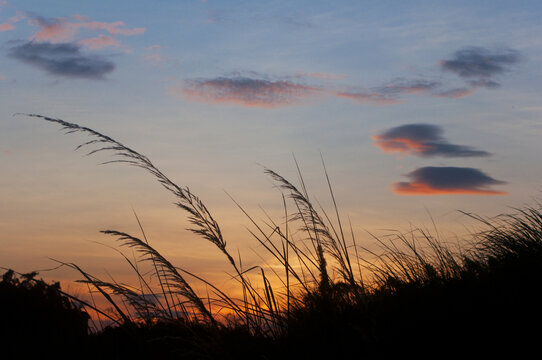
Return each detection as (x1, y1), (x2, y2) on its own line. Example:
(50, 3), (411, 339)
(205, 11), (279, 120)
(1, 0), (541, 285)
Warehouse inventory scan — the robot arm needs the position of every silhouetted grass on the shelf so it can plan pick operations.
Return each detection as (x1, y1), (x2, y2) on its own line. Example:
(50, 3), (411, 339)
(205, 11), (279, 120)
(4, 113), (542, 357)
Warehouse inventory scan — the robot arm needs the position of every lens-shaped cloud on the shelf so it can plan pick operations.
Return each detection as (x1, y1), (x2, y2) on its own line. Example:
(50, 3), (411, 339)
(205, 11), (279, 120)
(393, 166), (506, 195)
(8, 41), (115, 79)
(171, 76), (321, 108)
(373, 124), (491, 158)
(440, 47), (520, 88)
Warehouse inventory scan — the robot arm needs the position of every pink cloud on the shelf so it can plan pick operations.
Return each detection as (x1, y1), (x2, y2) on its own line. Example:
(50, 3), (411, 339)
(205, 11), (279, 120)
(9, 11), (26, 22)
(0, 22), (13, 31)
(143, 44), (165, 65)
(172, 76), (322, 108)
(81, 21), (145, 36)
(30, 16), (145, 43)
(0, 72), (6, 81)
(0, 9), (24, 31)
(31, 17), (75, 42)
(79, 34), (120, 50)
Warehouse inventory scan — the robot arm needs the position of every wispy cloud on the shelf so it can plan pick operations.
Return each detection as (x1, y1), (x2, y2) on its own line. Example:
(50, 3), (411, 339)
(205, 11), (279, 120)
(143, 53), (164, 65)
(373, 123), (491, 158)
(8, 41), (115, 80)
(393, 166), (506, 195)
(171, 76), (322, 108)
(439, 47), (521, 88)
(78, 34), (120, 50)
(173, 73), (445, 107)
(145, 44), (161, 51)
(142, 44), (165, 66)
(335, 90), (402, 105)
(336, 79), (441, 105)
(0, 22), (12, 31)
(0, 5), (25, 31)
(375, 79), (440, 96)
(433, 87), (477, 99)
(337, 47), (522, 105)
(172, 45), (521, 108)
(29, 15), (145, 47)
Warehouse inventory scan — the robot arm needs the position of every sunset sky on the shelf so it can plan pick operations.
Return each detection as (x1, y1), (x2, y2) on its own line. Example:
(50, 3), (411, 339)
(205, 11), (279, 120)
(1, 0), (542, 290)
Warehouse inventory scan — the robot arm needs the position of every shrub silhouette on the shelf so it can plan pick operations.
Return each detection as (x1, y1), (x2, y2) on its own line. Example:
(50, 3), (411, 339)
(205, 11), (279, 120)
(0, 269), (90, 356)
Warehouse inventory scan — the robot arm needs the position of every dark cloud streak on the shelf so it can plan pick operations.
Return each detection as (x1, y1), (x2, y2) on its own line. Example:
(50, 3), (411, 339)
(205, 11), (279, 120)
(8, 41), (115, 79)
(440, 47), (520, 88)
(335, 78), (441, 105)
(174, 76), (320, 107)
(375, 79), (440, 95)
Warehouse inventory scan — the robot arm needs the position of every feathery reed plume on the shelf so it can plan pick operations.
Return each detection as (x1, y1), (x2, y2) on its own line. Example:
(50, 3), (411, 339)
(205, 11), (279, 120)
(100, 230), (216, 324)
(18, 114), (224, 261)
(264, 167), (332, 293)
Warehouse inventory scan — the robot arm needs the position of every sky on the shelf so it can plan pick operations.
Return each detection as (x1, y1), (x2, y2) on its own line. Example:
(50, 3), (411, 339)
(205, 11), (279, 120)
(1, 0), (542, 292)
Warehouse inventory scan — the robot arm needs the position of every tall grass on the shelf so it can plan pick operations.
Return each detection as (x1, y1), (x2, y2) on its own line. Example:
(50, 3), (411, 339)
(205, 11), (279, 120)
(11, 113), (542, 356)
(18, 113), (370, 336)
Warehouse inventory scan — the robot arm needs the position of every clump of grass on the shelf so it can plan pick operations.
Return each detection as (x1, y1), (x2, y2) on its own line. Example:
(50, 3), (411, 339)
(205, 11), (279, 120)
(11, 113), (542, 356)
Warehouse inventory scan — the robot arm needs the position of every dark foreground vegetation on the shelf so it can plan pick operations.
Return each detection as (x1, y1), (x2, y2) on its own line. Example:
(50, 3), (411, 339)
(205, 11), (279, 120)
(2, 114), (541, 358)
